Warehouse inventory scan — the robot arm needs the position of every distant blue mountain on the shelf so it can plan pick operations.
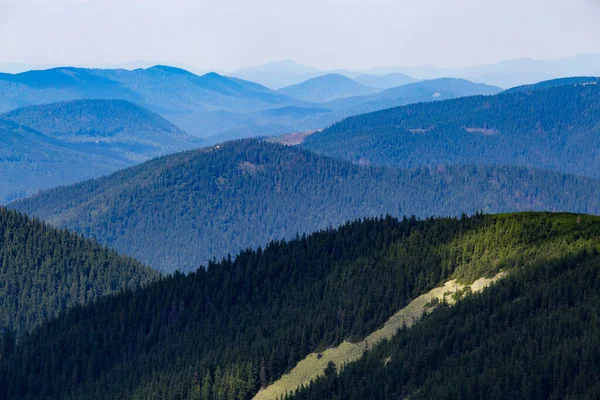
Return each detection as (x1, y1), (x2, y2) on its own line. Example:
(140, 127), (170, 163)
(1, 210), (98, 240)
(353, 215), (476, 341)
(232, 54), (600, 90)
(0, 99), (199, 203)
(278, 74), (380, 103)
(231, 60), (324, 89)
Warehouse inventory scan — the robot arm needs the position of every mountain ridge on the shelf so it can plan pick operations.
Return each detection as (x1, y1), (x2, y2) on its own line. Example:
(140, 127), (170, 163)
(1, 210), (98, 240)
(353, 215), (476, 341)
(10, 139), (600, 272)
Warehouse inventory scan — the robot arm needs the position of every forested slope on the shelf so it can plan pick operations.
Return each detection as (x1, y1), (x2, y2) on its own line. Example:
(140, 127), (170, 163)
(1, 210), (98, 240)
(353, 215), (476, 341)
(11, 140), (600, 272)
(288, 232), (600, 399)
(303, 83), (600, 178)
(0, 213), (598, 399)
(0, 208), (158, 334)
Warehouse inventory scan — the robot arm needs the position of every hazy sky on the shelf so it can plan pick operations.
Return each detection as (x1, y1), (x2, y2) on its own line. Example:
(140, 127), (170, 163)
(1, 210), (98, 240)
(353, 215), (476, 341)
(1, 0), (599, 72)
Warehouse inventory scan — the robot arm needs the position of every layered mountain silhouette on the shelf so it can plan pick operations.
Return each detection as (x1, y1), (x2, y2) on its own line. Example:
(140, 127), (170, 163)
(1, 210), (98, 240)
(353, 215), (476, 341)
(0, 66), (502, 142)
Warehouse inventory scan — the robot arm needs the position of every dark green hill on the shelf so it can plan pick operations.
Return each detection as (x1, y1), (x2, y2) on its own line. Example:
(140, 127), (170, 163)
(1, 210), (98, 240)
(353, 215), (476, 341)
(303, 83), (600, 178)
(288, 217), (600, 400)
(504, 76), (599, 93)
(1, 212), (599, 399)
(10, 140), (600, 273)
(0, 100), (200, 203)
(0, 207), (158, 335)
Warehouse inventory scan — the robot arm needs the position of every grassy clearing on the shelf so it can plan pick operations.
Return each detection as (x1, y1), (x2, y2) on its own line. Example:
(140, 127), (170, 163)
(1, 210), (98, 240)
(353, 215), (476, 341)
(253, 272), (506, 400)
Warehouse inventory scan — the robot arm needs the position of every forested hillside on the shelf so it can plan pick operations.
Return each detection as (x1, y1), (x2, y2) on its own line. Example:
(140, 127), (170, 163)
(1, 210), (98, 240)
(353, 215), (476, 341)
(0, 100), (199, 203)
(303, 83), (600, 178)
(288, 226), (600, 399)
(0, 208), (158, 334)
(11, 140), (600, 272)
(1, 212), (598, 399)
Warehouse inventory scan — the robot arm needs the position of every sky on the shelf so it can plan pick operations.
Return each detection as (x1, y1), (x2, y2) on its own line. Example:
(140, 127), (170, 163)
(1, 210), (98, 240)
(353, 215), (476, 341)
(0, 0), (599, 72)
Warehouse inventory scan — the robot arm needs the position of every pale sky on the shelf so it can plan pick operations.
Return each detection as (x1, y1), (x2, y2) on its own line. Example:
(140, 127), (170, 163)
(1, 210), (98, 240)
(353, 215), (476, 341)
(1, 0), (599, 72)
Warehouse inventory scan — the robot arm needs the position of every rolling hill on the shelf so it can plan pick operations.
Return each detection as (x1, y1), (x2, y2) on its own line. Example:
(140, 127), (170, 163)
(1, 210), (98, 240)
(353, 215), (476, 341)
(1, 212), (599, 399)
(0, 118), (129, 203)
(303, 83), (600, 178)
(0, 207), (158, 335)
(0, 100), (200, 203)
(10, 140), (600, 273)
(278, 74), (380, 103)
(2, 99), (198, 162)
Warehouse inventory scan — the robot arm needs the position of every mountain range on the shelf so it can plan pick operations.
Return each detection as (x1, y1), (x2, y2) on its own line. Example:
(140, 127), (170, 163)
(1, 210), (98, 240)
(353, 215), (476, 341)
(1, 56), (600, 400)
(0, 66), (299, 139)
(354, 72), (417, 89)
(0, 65), (506, 143)
(231, 54), (600, 89)
(320, 78), (501, 114)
